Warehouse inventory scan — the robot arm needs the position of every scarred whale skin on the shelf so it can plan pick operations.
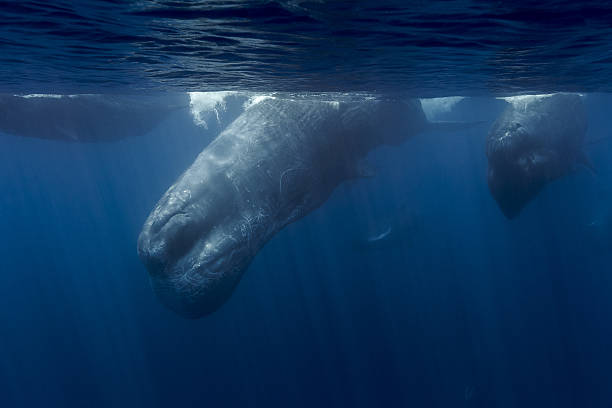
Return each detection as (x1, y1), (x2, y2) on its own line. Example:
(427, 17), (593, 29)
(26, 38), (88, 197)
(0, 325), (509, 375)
(486, 93), (588, 219)
(137, 95), (428, 318)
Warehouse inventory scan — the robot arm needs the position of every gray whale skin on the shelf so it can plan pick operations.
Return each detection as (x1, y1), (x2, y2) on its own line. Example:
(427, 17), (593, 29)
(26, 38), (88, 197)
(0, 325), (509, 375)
(138, 96), (429, 318)
(0, 94), (189, 141)
(486, 93), (588, 219)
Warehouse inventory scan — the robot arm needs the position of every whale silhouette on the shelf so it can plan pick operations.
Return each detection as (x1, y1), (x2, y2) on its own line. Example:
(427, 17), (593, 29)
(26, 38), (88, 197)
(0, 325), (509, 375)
(486, 93), (589, 219)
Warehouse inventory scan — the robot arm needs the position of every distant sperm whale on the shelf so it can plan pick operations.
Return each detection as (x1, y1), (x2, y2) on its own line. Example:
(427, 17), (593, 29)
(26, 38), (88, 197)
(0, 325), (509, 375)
(486, 93), (589, 219)
(138, 95), (473, 318)
(0, 93), (190, 141)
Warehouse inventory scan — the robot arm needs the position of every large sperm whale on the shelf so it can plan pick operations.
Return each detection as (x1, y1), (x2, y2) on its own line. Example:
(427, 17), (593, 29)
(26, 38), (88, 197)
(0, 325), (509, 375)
(137, 95), (472, 318)
(486, 93), (589, 219)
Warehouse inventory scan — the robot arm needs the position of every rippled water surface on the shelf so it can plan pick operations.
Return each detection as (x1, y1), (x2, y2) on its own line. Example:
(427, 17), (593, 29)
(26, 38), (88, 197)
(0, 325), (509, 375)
(2, 1), (612, 95)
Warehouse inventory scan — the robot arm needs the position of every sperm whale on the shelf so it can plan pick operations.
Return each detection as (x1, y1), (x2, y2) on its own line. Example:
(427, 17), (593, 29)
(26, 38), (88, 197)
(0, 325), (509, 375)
(137, 95), (467, 318)
(0, 93), (193, 141)
(486, 93), (589, 218)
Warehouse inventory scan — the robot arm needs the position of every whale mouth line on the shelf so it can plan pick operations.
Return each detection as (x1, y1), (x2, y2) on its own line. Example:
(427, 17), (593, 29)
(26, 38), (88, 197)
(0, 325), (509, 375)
(142, 228), (250, 318)
(167, 210), (189, 223)
(151, 209), (189, 234)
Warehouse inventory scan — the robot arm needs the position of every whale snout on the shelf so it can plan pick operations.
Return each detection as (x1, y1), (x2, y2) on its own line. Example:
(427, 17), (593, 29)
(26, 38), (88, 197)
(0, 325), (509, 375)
(138, 185), (251, 318)
(138, 208), (202, 275)
(139, 228), (250, 318)
(487, 147), (561, 219)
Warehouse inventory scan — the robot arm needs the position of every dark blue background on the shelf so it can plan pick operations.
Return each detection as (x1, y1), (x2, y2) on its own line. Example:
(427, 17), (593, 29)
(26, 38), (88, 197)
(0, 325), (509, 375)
(1, 95), (611, 407)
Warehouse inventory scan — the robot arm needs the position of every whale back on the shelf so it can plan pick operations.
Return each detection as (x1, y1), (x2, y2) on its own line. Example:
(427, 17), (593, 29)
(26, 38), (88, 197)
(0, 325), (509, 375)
(0, 94), (190, 141)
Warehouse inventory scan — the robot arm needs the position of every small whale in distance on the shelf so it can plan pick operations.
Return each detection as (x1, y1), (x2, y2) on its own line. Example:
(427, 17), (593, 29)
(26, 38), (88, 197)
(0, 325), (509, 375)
(351, 204), (424, 252)
(0, 93), (192, 142)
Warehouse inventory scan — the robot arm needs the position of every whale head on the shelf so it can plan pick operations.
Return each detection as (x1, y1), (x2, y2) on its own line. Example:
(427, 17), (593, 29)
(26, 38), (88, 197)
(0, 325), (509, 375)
(137, 158), (255, 318)
(486, 122), (564, 219)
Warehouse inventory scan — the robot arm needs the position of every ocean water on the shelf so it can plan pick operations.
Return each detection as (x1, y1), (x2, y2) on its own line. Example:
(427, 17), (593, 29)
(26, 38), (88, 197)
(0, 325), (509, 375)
(1, 2), (612, 408)
(2, 1), (612, 94)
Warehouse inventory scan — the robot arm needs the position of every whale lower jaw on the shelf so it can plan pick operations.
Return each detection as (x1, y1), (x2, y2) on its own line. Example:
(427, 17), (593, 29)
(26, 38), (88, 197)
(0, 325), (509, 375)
(149, 267), (244, 319)
(139, 215), (261, 318)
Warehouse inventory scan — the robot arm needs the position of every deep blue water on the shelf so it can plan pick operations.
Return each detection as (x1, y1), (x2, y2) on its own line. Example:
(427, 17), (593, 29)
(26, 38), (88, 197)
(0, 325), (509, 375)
(2, 1), (612, 408)
(1, 95), (611, 407)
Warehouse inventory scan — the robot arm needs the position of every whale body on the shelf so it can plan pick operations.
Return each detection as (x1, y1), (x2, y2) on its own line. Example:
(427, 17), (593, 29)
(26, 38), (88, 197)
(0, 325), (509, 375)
(137, 95), (431, 318)
(0, 93), (190, 141)
(486, 93), (588, 219)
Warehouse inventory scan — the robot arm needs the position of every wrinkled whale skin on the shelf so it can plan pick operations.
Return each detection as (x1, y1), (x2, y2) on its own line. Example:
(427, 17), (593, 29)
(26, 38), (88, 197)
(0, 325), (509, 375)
(486, 94), (587, 219)
(138, 96), (427, 318)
